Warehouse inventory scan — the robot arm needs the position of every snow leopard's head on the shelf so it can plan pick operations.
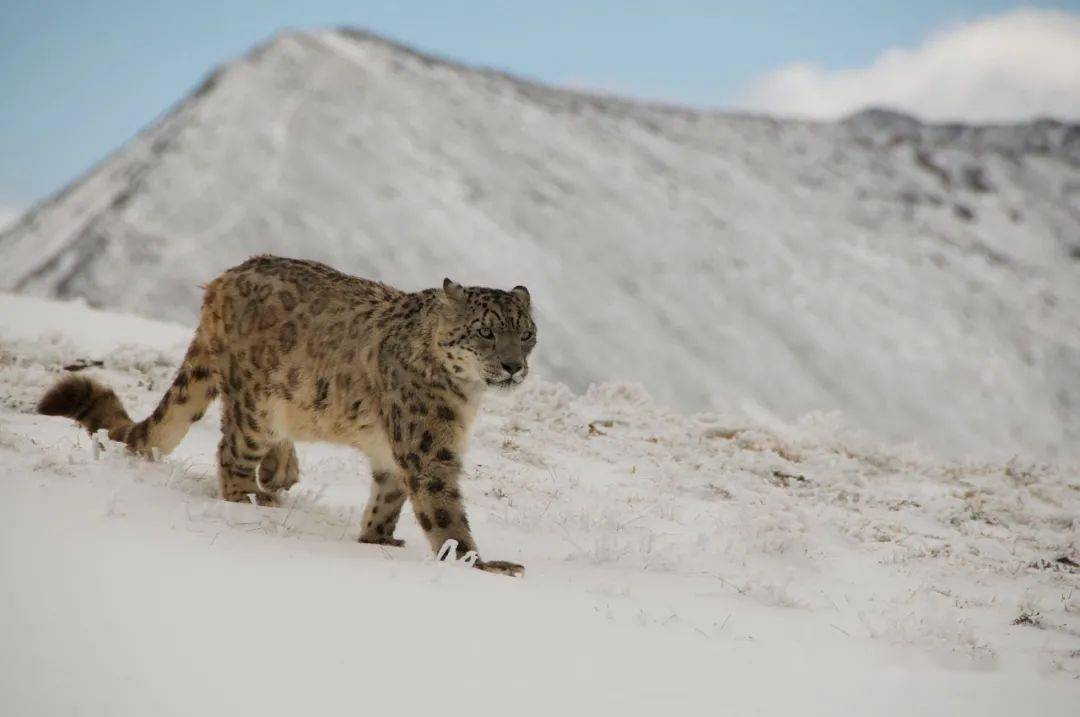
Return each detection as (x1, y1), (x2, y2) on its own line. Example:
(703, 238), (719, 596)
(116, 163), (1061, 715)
(437, 279), (536, 389)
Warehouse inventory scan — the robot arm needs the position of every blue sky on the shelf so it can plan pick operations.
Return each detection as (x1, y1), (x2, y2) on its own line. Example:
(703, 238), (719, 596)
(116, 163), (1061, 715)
(2, 1), (1078, 209)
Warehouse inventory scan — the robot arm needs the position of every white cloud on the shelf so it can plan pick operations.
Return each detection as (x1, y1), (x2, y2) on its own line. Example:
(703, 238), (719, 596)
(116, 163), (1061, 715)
(739, 9), (1080, 122)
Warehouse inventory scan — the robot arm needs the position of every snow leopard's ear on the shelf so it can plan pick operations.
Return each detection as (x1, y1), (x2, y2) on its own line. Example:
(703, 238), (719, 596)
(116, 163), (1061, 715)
(511, 285), (530, 305)
(442, 278), (466, 303)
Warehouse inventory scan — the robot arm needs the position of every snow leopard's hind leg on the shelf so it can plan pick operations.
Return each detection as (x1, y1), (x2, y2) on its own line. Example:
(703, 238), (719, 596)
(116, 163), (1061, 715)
(258, 440), (300, 494)
(217, 388), (280, 507)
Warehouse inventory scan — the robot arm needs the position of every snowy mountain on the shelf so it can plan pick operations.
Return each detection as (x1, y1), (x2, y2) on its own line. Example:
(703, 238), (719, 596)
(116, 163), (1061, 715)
(2, 28), (1079, 460)
(2, 294), (1079, 714)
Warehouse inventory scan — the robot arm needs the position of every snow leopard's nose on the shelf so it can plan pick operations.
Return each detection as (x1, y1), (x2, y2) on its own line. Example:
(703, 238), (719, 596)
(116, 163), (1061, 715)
(501, 359), (524, 376)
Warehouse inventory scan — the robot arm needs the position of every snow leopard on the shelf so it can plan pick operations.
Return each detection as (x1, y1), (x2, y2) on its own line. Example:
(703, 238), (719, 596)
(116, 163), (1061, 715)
(38, 255), (537, 576)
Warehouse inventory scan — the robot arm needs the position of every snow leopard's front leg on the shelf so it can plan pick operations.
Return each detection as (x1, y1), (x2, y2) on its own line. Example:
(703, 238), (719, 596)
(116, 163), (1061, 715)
(384, 399), (523, 577)
(402, 454), (523, 576)
(358, 466), (408, 547)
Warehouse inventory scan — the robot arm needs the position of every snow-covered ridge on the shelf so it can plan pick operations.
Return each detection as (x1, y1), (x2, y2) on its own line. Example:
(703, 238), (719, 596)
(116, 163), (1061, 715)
(1, 28), (1078, 461)
(843, 107), (1080, 158)
(1, 293), (1079, 714)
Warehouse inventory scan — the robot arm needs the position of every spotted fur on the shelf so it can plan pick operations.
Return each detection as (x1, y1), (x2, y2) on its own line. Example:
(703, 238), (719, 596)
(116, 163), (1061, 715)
(37, 255), (537, 576)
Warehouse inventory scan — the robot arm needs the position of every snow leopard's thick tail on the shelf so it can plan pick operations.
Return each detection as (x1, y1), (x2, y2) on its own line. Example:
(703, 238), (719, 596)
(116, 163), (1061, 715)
(37, 328), (220, 457)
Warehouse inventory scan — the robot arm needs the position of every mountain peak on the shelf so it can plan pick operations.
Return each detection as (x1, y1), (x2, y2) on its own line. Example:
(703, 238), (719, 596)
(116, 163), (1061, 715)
(3, 32), (1079, 459)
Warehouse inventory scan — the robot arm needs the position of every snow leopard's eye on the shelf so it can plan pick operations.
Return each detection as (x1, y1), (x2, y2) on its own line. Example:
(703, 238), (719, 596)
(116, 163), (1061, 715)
(477, 327), (494, 340)
(520, 330), (534, 342)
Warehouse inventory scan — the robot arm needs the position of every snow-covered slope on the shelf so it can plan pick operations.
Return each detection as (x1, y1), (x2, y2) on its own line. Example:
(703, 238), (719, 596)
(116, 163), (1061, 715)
(2, 294), (1079, 715)
(1, 29), (1079, 460)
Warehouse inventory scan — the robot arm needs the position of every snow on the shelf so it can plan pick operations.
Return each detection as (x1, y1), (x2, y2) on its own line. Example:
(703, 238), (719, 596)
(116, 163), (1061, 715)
(2, 293), (1078, 715)
(0, 293), (190, 354)
(1, 30), (1078, 462)
(0, 206), (19, 234)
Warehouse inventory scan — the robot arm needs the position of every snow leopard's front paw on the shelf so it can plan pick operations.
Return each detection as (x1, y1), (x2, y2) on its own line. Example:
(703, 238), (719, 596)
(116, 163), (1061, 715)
(359, 535), (406, 547)
(475, 559), (525, 577)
